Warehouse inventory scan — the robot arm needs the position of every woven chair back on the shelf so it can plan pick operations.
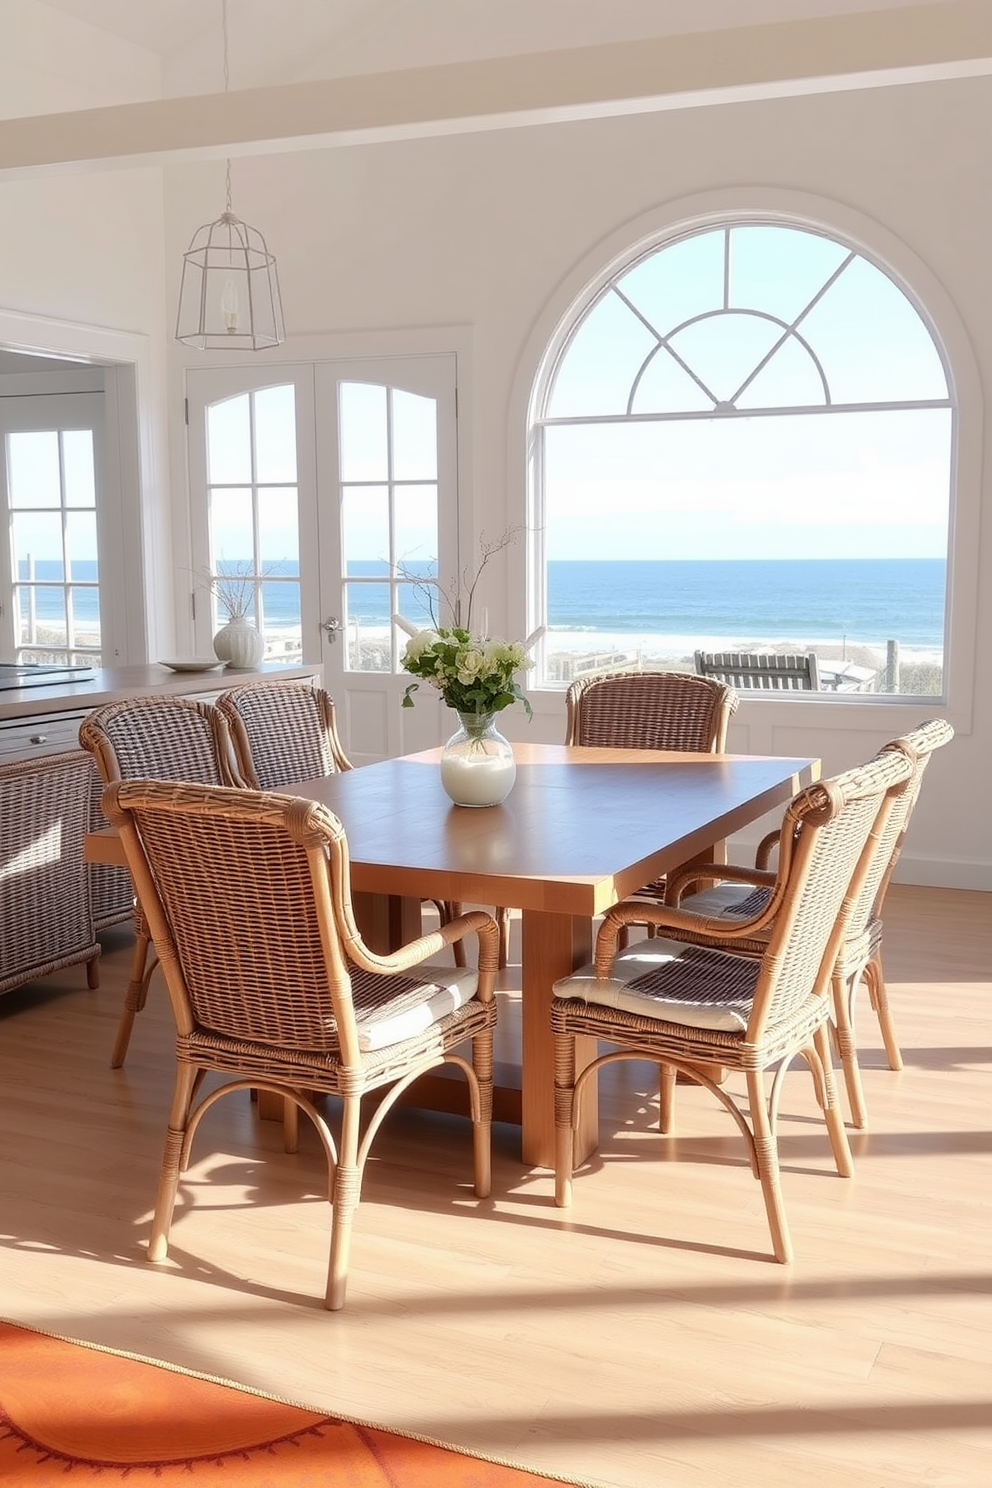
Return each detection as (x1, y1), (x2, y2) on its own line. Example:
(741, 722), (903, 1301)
(565, 670), (738, 753)
(746, 748), (915, 1040)
(103, 780), (357, 1054)
(215, 682), (351, 790)
(79, 695), (236, 788)
(867, 717), (954, 918)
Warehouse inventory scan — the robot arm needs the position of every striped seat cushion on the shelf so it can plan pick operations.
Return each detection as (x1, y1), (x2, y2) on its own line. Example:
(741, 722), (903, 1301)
(349, 964), (479, 1050)
(553, 940), (759, 1032)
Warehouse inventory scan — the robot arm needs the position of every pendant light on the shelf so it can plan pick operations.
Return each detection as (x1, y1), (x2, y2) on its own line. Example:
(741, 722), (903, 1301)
(175, 0), (285, 350)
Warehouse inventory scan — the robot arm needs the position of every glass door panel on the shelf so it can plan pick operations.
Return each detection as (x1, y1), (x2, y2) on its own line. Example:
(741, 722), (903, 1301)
(187, 355), (457, 763)
(316, 356), (457, 763)
(188, 369), (313, 661)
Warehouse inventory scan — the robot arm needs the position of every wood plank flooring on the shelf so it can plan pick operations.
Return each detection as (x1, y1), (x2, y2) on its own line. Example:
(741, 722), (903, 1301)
(0, 884), (989, 1487)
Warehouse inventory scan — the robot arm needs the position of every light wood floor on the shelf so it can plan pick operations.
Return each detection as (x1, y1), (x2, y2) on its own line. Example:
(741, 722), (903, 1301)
(1, 884), (989, 1487)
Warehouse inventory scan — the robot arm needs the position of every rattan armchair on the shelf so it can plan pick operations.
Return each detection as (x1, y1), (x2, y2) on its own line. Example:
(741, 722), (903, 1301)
(565, 668), (738, 752)
(564, 669), (739, 934)
(1, 751), (101, 998)
(79, 695), (238, 1067)
(664, 718), (955, 1127)
(550, 746), (914, 1263)
(216, 680), (470, 968)
(102, 778), (500, 1311)
(215, 681), (350, 789)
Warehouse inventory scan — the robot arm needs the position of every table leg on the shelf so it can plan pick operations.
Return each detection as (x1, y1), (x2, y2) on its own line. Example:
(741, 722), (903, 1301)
(353, 891), (422, 953)
(521, 909), (596, 1170)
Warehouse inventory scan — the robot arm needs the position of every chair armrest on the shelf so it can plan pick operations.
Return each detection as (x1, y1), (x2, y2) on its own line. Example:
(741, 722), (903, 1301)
(593, 893), (780, 976)
(345, 909), (500, 987)
(665, 862), (777, 905)
(754, 830), (780, 869)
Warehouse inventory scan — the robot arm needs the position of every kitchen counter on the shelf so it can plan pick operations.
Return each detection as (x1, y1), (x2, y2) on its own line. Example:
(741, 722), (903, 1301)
(0, 661), (320, 724)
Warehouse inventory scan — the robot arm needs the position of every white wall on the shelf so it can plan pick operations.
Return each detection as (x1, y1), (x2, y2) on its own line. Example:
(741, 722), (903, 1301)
(0, 1), (164, 329)
(165, 72), (991, 887)
(0, 1), (173, 659)
(0, 0), (161, 118)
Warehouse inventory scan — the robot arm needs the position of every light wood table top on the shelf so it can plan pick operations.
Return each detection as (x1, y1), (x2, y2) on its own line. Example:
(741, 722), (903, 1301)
(282, 743), (814, 909)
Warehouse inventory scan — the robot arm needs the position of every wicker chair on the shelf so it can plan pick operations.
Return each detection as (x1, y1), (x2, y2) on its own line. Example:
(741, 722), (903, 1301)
(564, 669), (739, 935)
(664, 717), (955, 1126)
(0, 751), (101, 998)
(79, 695), (238, 1067)
(215, 680), (470, 967)
(565, 669), (738, 752)
(550, 745), (914, 1263)
(102, 778), (499, 1311)
(87, 762), (134, 931)
(215, 681), (350, 789)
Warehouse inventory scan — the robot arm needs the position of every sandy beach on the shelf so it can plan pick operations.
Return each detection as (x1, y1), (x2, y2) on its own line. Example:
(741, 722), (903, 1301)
(262, 622), (942, 669)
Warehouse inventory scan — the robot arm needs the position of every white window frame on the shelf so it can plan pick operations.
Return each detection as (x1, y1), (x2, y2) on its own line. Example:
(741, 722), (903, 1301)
(0, 308), (159, 667)
(184, 363), (318, 660)
(509, 188), (981, 736)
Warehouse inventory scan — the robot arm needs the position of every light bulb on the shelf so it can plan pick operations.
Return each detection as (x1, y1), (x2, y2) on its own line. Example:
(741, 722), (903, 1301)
(221, 278), (240, 333)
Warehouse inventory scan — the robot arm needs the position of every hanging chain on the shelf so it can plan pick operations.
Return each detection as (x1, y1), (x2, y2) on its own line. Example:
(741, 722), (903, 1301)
(222, 0), (232, 215)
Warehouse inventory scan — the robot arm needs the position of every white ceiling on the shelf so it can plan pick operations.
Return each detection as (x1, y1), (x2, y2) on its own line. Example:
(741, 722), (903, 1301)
(36, 1), (966, 90)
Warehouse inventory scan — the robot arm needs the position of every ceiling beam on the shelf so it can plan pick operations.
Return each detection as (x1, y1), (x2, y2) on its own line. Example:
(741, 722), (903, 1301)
(1, 1), (990, 177)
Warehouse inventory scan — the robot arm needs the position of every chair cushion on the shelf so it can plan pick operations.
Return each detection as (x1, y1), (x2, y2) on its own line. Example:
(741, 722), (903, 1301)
(680, 884), (772, 918)
(553, 940), (757, 1032)
(350, 963), (479, 1051)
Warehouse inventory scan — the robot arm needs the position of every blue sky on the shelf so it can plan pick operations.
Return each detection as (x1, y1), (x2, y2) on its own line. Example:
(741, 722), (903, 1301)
(540, 224), (951, 563)
(7, 226), (951, 577)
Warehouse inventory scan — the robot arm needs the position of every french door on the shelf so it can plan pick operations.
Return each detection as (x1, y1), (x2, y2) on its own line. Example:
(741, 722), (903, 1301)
(186, 354), (458, 763)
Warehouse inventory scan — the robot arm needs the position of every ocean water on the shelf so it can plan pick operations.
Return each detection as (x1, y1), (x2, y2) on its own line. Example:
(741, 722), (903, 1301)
(546, 558), (944, 650)
(19, 557), (945, 651)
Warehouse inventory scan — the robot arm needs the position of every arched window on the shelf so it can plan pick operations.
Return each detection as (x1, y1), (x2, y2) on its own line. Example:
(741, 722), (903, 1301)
(530, 222), (952, 697)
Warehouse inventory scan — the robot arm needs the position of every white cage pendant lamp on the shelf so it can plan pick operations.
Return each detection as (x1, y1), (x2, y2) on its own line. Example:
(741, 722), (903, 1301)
(176, 169), (285, 349)
(175, 1), (285, 350)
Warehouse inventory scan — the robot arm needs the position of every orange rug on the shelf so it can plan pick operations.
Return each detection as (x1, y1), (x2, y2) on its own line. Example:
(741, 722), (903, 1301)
(0, 1321), (596, 1487)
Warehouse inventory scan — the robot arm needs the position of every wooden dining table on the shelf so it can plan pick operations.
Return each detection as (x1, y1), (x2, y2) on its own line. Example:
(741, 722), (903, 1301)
(281, 742), (817, 1166)
(87, 742), (817, 1168)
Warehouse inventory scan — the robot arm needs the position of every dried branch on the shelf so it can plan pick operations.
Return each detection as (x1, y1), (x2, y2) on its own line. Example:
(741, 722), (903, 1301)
(395, 527), (521, 632)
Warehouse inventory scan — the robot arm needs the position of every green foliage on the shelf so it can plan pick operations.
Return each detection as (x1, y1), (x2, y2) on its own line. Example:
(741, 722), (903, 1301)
(400, 626), (534, 718)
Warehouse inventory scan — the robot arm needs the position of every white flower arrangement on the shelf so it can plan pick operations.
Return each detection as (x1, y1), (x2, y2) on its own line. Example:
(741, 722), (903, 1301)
(398, 624), (537, 717)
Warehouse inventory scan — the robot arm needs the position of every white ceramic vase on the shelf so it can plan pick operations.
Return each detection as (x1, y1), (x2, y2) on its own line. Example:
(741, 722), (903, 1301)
(213, 615), (266, 668)
(439, 711), (516, 807)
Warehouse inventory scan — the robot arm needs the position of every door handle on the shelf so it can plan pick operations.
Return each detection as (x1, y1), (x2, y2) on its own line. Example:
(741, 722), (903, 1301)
(320, 615), (342, 642)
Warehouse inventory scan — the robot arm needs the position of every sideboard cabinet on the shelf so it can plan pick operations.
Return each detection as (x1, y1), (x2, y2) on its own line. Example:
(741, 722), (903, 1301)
(0, 663), (319, 997)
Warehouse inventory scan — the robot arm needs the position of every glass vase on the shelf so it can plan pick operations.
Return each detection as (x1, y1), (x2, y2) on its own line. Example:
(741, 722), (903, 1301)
(439, 711), (516, 807)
